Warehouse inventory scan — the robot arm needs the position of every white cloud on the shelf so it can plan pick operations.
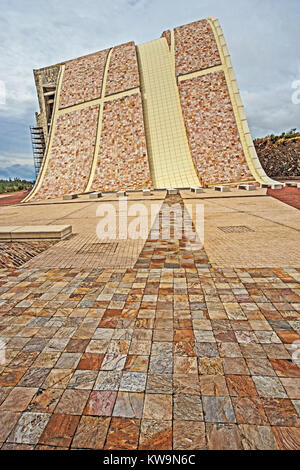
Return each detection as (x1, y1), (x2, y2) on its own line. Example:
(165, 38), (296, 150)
(0, 151), (33, 167)
(0, 0), (299, 173)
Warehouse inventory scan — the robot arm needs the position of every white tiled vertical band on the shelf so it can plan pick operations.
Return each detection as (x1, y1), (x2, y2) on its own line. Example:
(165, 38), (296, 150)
(137, 38), (200, 189)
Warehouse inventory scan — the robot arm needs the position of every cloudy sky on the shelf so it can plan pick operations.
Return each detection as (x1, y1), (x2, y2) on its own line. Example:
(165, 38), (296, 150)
(0, 0), (299, 180)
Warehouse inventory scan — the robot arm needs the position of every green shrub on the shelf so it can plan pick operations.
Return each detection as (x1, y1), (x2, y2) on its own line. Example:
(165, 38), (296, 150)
(0, 178), (33, 194)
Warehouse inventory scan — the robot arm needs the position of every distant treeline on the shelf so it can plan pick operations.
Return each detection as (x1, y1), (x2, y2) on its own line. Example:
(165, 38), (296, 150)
(0, 178), (33, 194)
(254, 128), (300, 144)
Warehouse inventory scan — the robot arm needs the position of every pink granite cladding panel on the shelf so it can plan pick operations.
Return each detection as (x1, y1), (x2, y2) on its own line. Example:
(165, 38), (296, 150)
(32, 106), (99, 200)
(91, 94), (152, 191)
(161, 30), (171, 48)
(174, 19), (221, 76)
(105, 42), (140, 96)
(59, 50), (109, 108)
(179, 71), (253, 185)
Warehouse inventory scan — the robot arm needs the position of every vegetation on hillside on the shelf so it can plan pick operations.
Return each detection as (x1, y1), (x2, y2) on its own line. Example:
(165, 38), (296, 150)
(254, 128), (300, 144)
(254, 129), (300, 178)
(0, 179), (33, 194)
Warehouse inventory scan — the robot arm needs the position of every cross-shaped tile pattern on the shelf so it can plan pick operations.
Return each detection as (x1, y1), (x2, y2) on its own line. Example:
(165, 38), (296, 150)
(0, 194), (299, 450)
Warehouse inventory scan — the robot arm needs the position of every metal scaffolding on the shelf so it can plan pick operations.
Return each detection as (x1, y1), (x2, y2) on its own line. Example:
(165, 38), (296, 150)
(30, 126), (45, 178)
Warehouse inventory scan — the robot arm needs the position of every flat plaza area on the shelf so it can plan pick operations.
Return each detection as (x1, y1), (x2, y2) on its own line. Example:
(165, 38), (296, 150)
(0, 188), (299, 450)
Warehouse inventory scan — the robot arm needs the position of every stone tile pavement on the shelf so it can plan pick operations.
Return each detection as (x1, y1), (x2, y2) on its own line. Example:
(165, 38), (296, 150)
(0, 193), (299, 450)
(182, 189), (300, 268)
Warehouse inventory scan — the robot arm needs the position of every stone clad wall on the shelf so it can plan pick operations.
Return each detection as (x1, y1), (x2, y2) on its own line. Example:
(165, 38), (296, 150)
(105, 42), (140, 96)
(174, 19), (221, 76)
(31, 106), (99, 200)
(179, 72), (252, 185)
(59, 50), (109, 109)
(28, 17), (257, 202)
(91, 93), (152, 192)
(34, 65), (60, 141)
(161, 30), (171, 48)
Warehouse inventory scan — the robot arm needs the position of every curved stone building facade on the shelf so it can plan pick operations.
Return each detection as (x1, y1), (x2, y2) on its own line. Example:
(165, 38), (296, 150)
(25, 17), (276, 202)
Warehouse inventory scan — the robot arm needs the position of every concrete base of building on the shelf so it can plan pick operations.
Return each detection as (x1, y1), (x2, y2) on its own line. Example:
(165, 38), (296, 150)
(63, 194), (78, 200)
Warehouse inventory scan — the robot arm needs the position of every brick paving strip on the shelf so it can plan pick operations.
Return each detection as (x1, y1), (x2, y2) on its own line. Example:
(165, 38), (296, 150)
(0, 192), (29, 207)
(268, 187), (300, 211)
(0, 193), (299, 450)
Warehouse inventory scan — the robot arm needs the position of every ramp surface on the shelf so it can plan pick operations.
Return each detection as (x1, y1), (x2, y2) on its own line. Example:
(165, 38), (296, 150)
(137, 39), (200, 189)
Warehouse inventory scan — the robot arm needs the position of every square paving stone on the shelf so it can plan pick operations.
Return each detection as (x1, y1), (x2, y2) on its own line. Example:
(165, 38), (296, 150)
(173, 420), (206, 450)
(254, 331), (281, 344)
(54, 389), (90, 415)
(112, 392), (144, 419)
(272, 426), (300, 450)
(238, 424), (279, 450)
(280, 378), (300, 399)
(226, 375), (258, 397)
(202, 396), (236, 423)
(139, 419), (172, 450)
(270, 359), (300, 378)
(195, 342), (219, 357)
(101, 353), (127, 371)
(18, 368), (50, 388)
(38, 414), (80, 447)
(32, 352), (61, 368)
(239, 344), (266, 358)
(151, 342), (172, 355)
(65, 338), (90, 353)
(23, 338), (48, 352)
(9, 352), (39, 369)
(194, 330), (216, 343)
(0, 368), (26, 387)
(77, 353), (104, 370)
(129, 341), (152, 355)
(261, 398), (300, 426)
(146, 373), (173, 394)
(252, 376), (288, 398)
(232, 397), (268, 425)
(218, 343), (242, 358)
(235, 331), (258, 344)
(86, 340), (109, 354)
(7, 412), (50, 444)
(149, 355), (173, 374)
(72, 415), (111, 449)
(119, 372), (147, 392)
(246, 358), (276, 376)
(206, 423), (242, 450)
(263, 344), (291, 359)
(105, 417), (140, 450)
(173, 374), (200, 395)
(94, 371), (122, 391)
(27, 388), (64, 413)
(222, 358), (249, 375)
(174, 357), (198, 375)
(55, 353), (82, 369)
(143, 393), (172, 421)
(124, 355), (149, 372)
(42, 369), (73, 389)
(173, 394), (203, 421)
(0, 387), (37, 411)
(200, 375), (229, 396)
(84, 390), (117, 416)
(67, 370), (98, 389)
(0, 411), (21, 442)
(44, 338), (69, 352)
(198, 357), (224, 375)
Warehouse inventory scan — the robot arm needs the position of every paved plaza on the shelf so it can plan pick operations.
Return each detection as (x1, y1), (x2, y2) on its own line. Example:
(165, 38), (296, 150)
(0, 190), (299, 450)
